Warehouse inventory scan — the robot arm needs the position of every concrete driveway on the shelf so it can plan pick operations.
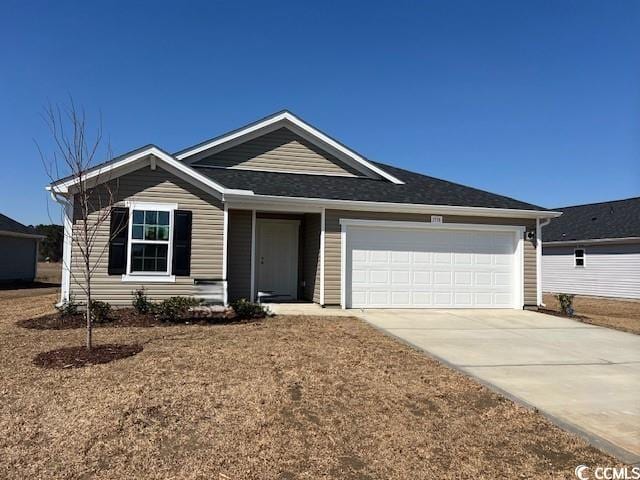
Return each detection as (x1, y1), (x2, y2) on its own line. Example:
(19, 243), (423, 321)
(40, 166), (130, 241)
(358, 309), (640, 463)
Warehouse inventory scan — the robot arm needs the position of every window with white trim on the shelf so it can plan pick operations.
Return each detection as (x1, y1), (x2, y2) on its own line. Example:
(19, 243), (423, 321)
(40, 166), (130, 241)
(574, 248), (585, 267)
(126, 203), (175, 276)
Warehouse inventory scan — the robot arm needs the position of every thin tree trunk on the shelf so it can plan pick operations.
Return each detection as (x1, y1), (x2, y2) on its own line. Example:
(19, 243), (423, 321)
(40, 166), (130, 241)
(85, 259), (92, 351)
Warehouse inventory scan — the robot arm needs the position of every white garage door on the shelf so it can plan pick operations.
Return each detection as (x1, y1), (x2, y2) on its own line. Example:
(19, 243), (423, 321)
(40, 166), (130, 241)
(346, 225), (521, 308)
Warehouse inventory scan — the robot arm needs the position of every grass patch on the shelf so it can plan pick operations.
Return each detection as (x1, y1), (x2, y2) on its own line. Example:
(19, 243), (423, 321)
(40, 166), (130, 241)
(543, 293), (640, 335)
(0, 292), (620, 479)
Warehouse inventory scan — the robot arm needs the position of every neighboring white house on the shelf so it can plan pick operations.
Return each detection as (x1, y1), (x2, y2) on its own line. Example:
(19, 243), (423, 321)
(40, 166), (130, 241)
(542, 197), (640, 300)
(0, 213), (45, 283)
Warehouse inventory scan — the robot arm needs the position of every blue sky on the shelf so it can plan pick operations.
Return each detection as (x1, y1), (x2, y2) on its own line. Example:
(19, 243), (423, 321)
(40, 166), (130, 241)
(1, 0), (638, 225)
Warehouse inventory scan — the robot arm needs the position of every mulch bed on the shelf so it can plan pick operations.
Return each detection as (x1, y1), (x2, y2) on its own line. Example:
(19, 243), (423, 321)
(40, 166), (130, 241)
(17, 308), (254, 330)
(33, 344), (143, 369)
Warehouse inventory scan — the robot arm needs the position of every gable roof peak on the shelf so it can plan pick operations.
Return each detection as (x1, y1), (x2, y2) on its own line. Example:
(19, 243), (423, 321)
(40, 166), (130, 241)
(174, 110), (405, 185)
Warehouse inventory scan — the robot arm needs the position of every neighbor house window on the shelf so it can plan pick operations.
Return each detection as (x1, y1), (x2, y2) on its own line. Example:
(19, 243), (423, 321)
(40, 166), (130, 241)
(574, 248), (585, 267)
(126, 203), (176, 277)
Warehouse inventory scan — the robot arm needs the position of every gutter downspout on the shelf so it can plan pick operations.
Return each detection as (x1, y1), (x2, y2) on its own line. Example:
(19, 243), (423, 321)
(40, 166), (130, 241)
(49, 190), (73, 306)
(536, 217), (552, 307)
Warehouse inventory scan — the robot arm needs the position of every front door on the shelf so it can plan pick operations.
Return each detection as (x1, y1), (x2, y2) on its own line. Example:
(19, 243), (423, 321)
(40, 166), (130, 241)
(256, 219), (299, 299)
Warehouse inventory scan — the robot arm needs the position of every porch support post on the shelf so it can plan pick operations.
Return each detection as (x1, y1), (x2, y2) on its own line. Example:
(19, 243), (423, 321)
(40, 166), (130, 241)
(222, 203), (228, 305)
(320, 208), (325, 306)
(536, 218), (542, 306)
(250, 209), (256, 302)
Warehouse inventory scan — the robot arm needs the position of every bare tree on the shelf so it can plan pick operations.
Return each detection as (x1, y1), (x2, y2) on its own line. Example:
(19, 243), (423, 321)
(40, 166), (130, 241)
(39, 99), (119, 351)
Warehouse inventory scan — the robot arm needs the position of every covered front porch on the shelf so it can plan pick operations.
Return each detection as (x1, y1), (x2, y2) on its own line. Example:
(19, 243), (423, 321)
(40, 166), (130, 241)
(226, 208), (322, 304)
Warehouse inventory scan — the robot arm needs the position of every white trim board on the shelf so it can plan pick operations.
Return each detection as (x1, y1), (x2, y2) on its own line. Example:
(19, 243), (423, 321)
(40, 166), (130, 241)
(176, 111), (405, 185)
(222, 203), (229, 305)
(320, 208), (326, 305)
(226, 193), (561, 220)
(544, 237), (640, 246)
(250, 210), (256, 302)
(339, 218), (526, 233)
(339, 219), (525, 310)
(0, 230), (45, 240)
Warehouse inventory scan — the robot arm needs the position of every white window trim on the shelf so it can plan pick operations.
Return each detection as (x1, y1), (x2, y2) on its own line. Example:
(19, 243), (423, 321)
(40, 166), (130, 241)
(574, 248), (586, 268)
(121, 201), (178, 283)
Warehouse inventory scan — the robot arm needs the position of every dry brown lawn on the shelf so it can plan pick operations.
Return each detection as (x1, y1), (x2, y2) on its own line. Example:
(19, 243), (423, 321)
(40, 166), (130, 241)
(543, 293), (640, 335)
(36, 261), (62, 284)
(0, 293), (618, 479)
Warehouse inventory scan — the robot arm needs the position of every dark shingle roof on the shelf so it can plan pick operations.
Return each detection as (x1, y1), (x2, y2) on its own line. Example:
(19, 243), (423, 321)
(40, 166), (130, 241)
(0, 213), (38, 236)
(542, 197), (640, 242)
(194, 162), (546, 211)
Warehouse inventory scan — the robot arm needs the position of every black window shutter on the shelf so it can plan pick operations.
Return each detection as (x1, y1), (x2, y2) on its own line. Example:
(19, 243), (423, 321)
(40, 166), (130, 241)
(108, 207), (129, 275)
(172, 210), (192, 276)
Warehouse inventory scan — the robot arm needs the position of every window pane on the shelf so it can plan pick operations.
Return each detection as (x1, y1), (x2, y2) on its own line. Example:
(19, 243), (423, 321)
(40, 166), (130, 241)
(145, 211), (158, 224)
(576, 258), (584, 266)
(130, 244), (168, 272)
(132, 225), (143, 239)
(132, 258), (144, 271)
(575, 249), (584, 258)
(157, 258), (167, 272)
(133, 210), (144, 224)
(157, 226), (169, 241)
(145, 226), (157, 240)
(158, 211), (169, 225)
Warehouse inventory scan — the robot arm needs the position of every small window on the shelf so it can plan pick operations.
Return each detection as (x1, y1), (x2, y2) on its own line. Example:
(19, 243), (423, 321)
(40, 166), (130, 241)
(129, 208), (172, 274)
(574, 248), (585, 267)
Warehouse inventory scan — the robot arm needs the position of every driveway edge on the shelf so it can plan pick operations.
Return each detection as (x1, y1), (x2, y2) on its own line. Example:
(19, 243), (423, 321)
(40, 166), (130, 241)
(358, 315), (640, 466)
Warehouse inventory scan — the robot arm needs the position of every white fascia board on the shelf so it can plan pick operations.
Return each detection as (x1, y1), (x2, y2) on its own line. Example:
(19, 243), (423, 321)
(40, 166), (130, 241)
(176, 111), (405, 185)
(224, 192), (561, 219)
(0, 230), (45, 240)
(543, 236), (640, 246)
(338, 218), (526, 233)
(46, 146), (252, 199)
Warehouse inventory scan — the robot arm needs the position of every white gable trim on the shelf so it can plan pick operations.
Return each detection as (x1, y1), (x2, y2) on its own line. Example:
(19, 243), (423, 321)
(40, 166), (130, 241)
(46, 146), (252, 199)
(176, 111), (406, 185)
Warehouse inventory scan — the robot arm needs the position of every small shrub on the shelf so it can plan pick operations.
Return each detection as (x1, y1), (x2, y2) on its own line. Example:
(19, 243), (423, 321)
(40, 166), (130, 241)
(156, 296), (200, 321)
(132, 287), (154, 314)
(230, 298), (268, 319)
(555, 293), (575, 316)
(55, 294), (79, 317)
(90, 300), (112, 323)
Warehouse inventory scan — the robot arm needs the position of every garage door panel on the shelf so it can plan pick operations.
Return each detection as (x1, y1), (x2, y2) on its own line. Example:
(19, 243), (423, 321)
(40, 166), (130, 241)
(454, 271), (473, 286)
(475, 292), (493, 306)
(347, 226), (518, 309)
(413, 271), (432, 285)
(391, 270), (411, 284)
(434, 271), (453, 286)
(475, 272), (492, 286)
(454, 292), (473, 306)
(369, 270), (389, 284)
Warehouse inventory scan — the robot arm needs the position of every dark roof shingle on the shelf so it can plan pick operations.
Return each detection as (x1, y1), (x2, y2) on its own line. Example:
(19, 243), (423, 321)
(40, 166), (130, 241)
(542, 197), (640, 242)
(0, 213), (38, 236)
(194, 162), (546, 211)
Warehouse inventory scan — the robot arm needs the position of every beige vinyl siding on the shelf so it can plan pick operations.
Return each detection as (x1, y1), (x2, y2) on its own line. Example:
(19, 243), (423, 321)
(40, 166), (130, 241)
(302, 213), (321, 302)
(323, 210), (538, 307)
(69, 166), (223, 306)
(195, 128), (360, 177)
(227, 210), (253, 301)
